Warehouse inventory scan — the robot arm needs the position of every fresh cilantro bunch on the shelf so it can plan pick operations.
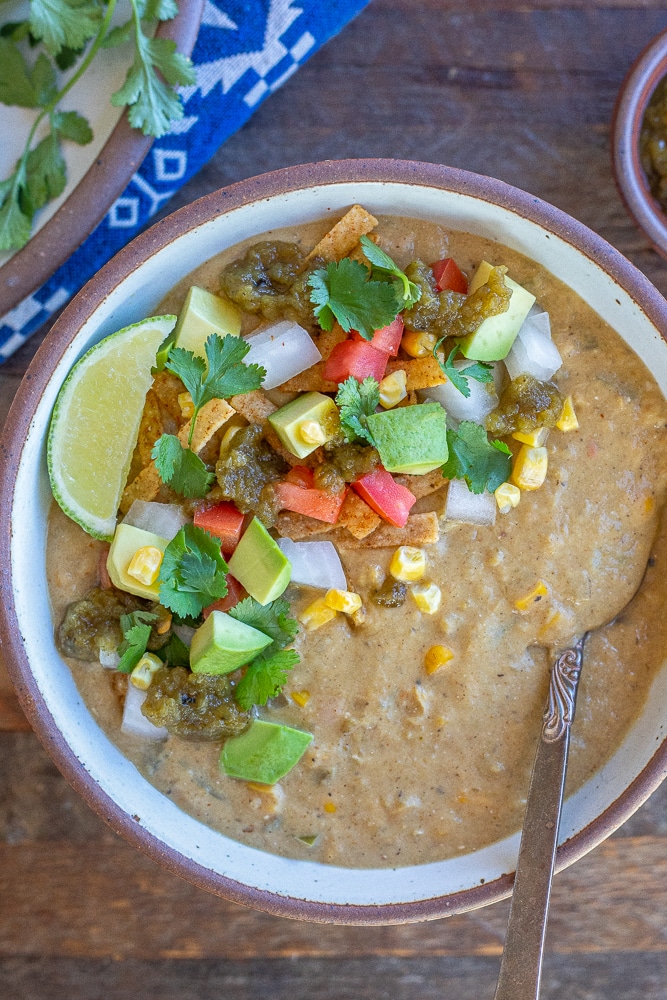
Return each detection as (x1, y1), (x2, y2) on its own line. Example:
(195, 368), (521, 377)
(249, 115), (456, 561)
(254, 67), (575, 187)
(229, 597), (300, 710)
(152, 333), (266, 499)
(116, 609), (159, 673)
(158, 523), (229, 619)
(0, 0), (195, 251)
(308, 237), (420, 340)
(335, 376), (380, 446)
(435, 343), (495, 398)
(441, 420), (512, 494)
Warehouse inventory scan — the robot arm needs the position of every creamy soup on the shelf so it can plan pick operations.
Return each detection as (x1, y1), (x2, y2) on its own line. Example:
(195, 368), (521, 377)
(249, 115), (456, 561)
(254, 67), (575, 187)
(47, 216), (667, 868)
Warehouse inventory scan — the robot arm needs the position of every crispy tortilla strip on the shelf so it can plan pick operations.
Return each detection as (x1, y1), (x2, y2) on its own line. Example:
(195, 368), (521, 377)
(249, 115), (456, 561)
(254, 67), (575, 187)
(229, 389), (277, 423)
(385, 356), (446, 390)
(337, 491), (381, 539)
(316, 323), (348, 360)
(306, 205), (378, 262)
(329, 512), (440, 548)
(151, 370), (187, 427)
(136, 389), (164, 468)
(276, 361), (338, 394)
(274, 511), (333, 539)
(120, 462), (163, 514)
(395, 469), (446, 499)
(178, 397), (235, 454)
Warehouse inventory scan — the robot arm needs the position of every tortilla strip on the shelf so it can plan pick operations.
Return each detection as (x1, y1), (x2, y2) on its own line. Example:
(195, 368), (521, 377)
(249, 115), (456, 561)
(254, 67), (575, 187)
(316, 323), (348, 360)
(136, 389), (164, 468)
(385, 356), (446, 390)
(229, 389), (276, 423)
(276, 361), (338, 395)
(306, 205), (378, 263)
(119, 462), (163, 514)
(337, 491), (382, 539)
(328, 512), (440, 548)
(151, 370), (187, 427)
(395, 469), (446, 499)
(274, 511), (333, 540)
(178, 397), (234, 454)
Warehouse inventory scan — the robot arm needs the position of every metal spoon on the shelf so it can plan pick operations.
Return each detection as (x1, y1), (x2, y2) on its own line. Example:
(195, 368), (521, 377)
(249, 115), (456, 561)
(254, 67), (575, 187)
(493, 633), (587, 1000)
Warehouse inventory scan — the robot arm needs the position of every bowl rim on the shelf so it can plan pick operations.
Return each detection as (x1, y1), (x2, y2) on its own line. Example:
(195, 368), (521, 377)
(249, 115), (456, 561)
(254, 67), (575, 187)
(3, 158), (667, 924)
(611, 26), (667, 258)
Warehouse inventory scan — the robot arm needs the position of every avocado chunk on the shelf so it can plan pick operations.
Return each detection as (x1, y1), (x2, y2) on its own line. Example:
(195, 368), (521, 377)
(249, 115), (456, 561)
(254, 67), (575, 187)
(267, 391), (340, 459)
(459, 261), (536, 362)
(227, 517), (291, 604)
(107, 523), (170, 600)
(189, 610), (273, 675)
(173, 286), (242, 357)
(221, 719), (313, 784)
(365, 402), (448, 474)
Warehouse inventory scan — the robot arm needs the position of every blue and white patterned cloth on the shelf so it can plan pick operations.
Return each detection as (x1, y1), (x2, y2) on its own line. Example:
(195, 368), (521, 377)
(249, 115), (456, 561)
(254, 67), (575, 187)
(0, 0), (370, 361)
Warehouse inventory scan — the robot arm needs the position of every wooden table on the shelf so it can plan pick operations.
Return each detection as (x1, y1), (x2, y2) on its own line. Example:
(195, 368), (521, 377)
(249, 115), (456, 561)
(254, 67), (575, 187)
(3, 2), (667, 997)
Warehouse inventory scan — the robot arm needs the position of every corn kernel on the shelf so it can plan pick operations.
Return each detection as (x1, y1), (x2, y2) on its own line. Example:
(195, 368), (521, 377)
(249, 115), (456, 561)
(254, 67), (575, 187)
(515, 580), (549, 612)
(511, 445), (548, 491)
(130, 652), (162, 690)
(323, 801), (337, 814)
(127, 545), (164, 586)
(494, 482), (521, 514)
(178, 391), (195, 419)
(156, 611), (172, 635)
(424, 645), (454, 674)
(351, 605), (367, 627)
(401, 329), (438, 358)
(298, 598), (338, 632)
(557, 395), (579, 432)
(220, 423), (242, 454)
(324, 588), (362, 614)
(379, 369), (408, 408)
(537, 610), (564, 640)
(411, 581), (442, 614)
(299, 419), (326, 445)
(512, 426), (549, 447)
(291, 690), (311, 708)
(390, 545), (427, 582)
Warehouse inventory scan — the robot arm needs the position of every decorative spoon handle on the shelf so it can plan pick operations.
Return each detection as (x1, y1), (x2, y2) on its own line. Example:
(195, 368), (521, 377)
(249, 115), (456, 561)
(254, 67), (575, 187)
(493, 635), (587, 1000)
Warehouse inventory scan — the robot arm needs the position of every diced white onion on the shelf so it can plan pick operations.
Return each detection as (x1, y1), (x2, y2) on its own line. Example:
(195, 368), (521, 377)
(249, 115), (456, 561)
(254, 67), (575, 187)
(504, 307), (562, 382)
(277, 538), (347, 591)
(121, 683), (168, 740)
(243, 321), (322, 390)
(421, 361), (498, 423)
(123, 500), (188, 540)
(99, 648), (120, 669)
(445, 479), (497, 526)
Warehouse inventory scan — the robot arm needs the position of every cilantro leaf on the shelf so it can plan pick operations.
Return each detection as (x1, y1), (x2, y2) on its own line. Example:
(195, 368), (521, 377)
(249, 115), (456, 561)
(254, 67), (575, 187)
(435, 343), (495, 398)
(335, 376), (380, 445)
(359, 235), (422, 309)
(111, 31), (195, 138)
(152, 434), (215, 499)
(117, 610), (158, 673)
(0, 172), (31, 251)
(29, 0), (102, 56)
(228, 597), (298, 654)
(24, 130), (66, 213)
(441, 420), (512, 494)
(235, 649), (300, 711)
(53, 109), (93, 144)
(156, 631), (190, 668)
(158, 524), (228, 619)
(308, 257), (401, 340)
(0, 39), (41, 107)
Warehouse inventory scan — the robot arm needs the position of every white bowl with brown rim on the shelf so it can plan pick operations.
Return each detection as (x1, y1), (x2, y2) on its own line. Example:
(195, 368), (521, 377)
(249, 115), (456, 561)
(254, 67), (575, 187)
(2, 159), (667, 924)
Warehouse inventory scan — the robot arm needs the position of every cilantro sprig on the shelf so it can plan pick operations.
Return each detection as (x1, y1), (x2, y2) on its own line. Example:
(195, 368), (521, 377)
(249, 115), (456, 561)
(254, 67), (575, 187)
(158, 523), (229, 620)
(308, 257), (399, 340)
(441, 420), (512, 494)
(153, 333), (266, 499)
(229, 597), (300, 710)
(335, 376), (380, 445)
(116, 609), (158, 673)
(435, 342), (495, 398)
(0, 0), (195, 250)
(359, 235), (421, 308)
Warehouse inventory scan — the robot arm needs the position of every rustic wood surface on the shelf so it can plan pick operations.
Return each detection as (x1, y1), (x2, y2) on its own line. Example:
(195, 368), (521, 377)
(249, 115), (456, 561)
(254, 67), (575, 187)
(3, 1), (667, 997)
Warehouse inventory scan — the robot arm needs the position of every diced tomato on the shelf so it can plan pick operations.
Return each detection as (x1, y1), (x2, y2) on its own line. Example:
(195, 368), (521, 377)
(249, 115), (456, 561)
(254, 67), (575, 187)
(351, 316), (404, 357)
(202, 575), (246, 617)
(323, 340), (389, 384)
(431, 257), (468, 294)
(285, 466), (315, 489)
(273, 481), (347, 524)
(352, 466), (416, 528)
(193, 501), (245, 556)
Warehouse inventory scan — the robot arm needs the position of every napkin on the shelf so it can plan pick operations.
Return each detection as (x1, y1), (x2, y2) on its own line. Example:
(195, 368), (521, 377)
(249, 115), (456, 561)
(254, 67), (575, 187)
(0, 0), (370, 361)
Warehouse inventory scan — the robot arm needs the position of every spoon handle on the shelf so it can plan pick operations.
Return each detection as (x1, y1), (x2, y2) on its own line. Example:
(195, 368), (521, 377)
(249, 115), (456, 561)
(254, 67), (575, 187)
(493, 636), (586, 1000)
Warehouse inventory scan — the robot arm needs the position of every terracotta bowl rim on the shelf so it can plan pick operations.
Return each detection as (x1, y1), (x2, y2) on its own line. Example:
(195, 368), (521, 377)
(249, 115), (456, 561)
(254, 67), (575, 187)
(611, 26), (667, 258)
(2, 158), (667, 924)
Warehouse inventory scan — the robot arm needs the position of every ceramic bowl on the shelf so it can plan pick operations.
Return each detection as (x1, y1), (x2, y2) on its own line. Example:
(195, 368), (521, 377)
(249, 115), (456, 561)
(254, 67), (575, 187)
(2, 160), (667, 924)
(611, 27), (667, 258)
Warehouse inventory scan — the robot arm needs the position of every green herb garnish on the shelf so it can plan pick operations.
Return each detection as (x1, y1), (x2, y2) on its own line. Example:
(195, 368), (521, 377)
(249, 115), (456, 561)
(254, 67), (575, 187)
(308, 257), (400, 340)
(158, 523), (229, 619)
(0, 0), (195, 250)
(359, 235), (421, 308)
(434, 342), (495, 398)
(229, 597), (300, 710)
(335, 375), (380, 445)
(441, 420), (512, 494)
(117, 610), (159, 673)
(151, 434), (215, 499)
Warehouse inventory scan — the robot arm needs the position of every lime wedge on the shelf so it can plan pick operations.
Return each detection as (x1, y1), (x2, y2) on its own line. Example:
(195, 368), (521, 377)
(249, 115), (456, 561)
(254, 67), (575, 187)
(47, 315), (177, 541)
